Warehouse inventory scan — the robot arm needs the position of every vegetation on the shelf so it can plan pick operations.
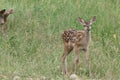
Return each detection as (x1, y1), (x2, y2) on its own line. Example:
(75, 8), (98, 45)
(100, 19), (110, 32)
(0, 0), (120, 79)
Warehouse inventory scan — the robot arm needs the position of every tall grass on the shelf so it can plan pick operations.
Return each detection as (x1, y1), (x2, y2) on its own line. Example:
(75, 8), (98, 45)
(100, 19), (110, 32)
(0, 0), (120, 79)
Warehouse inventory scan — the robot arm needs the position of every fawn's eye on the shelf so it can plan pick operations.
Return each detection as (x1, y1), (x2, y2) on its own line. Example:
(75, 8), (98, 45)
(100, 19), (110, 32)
(83, 25), (86, 27)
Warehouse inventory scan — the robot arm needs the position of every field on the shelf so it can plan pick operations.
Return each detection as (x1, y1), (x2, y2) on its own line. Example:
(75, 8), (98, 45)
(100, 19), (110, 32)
(0, 0), (120, 80)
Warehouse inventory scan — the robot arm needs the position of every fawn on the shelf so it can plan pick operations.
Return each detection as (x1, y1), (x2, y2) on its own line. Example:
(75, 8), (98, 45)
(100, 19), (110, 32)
(61, 16), (96, 76)
(0, 9), (13, 30)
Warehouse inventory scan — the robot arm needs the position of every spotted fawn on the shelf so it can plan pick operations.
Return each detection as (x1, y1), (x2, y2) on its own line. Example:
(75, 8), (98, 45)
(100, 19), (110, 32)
(61, 16), (96, 76)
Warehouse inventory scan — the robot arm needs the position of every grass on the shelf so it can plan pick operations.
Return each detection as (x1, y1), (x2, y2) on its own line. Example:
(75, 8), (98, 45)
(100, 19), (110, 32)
(0, 0), (120, 80)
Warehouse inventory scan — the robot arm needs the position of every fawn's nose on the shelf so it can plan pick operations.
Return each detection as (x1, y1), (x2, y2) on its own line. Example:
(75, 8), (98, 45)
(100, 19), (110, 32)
(87, 28), (91, 31)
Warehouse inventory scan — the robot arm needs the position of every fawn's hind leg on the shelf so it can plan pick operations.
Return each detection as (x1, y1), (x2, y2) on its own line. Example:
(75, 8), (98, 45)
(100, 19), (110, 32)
(61, 43), (73, 75)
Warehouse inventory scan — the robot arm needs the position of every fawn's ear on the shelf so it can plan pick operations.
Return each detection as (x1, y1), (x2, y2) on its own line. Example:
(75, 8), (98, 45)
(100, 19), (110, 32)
(8, 9), (14, 14)
(90, 16), (96, 24)
(78, 17), (85, 25)
(4, 9), (14, 17)
(0, 9), (6, 14)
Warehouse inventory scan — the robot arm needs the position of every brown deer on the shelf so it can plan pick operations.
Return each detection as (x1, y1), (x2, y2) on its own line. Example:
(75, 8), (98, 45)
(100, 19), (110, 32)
(61, 16), (96, 76)
(0, 9), (13, 30)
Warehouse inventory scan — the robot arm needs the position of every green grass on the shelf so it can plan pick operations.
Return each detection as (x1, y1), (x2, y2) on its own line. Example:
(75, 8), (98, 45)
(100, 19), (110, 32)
(0, 0), (120, 80)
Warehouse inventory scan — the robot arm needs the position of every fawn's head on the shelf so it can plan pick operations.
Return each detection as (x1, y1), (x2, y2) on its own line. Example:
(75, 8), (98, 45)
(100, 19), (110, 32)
(78, 16), (96, 31)
(0, 9), (13, 25)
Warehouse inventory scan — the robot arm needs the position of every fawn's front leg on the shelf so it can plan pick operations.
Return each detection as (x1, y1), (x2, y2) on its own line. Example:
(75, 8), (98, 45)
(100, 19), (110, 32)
(84, 48), (92, 77)
(73, 46), (79, 73)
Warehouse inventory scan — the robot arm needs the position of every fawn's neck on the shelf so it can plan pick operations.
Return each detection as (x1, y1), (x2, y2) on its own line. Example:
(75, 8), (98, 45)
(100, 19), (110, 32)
(85, 30), (91, 43)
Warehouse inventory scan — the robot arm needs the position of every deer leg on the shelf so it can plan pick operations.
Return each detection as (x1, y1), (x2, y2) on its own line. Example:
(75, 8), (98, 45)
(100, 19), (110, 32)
(61, 52), (68, 75)
(84, 49), (92, 77)
(73, 46), (79, 73)
(61, 45), (73, 75)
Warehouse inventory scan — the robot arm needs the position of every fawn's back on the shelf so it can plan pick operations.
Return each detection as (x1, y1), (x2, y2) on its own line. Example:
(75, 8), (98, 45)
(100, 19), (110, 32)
(62, 29), (87, 46)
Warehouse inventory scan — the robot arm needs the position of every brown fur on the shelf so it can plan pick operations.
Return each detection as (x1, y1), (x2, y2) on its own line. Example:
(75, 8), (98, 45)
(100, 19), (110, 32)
(0, 9), (13, 31)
